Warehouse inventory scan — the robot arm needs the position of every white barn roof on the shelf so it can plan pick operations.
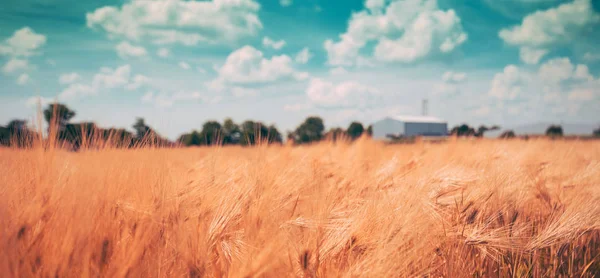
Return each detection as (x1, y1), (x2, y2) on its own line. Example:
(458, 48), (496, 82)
(390, 115), (447, 124)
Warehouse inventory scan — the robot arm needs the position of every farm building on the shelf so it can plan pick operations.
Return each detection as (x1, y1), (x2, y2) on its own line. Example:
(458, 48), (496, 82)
(371, 115), (448, 140)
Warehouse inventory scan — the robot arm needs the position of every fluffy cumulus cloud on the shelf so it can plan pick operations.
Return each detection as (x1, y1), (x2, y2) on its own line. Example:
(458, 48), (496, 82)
(488, 57), (599, 104)
(2, 58), (29, 74)
(59, 72), (81, 84)
(210, 45), (308, 88)
(488, 65), (530, 101)
(305, 78), (380, 108)
(324, 0), (467, 66)
(434, 71), (467, 97)
(262, 36), (286, 50)
(0, 27), (47, 57)
(86, 0), (262, 46)
(116, 41), (147, 58)
(499, 0), (600, 64)
(58, 65), (150, 99)
(442, 71), (467, 83)
(294, 47), (312, 64)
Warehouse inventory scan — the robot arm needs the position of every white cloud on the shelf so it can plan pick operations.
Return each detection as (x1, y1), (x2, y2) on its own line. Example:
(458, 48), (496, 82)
(442, 71), (466, 83)
(116, 41), (147, 58)
(324, 0), (467, 66)
(126, 74), (151, 90)
(583, 52), (600, 62)
(329, 67), (348, 75)
(488, 57), (599, 103)
(179, 61), (191, 70)
(86, 0), (262, 45)
(306, 78), (380, 108)
(2, 58), (28, 74)
(499, 0), (600, 64)
(25, 96), (53, 108)
(16, 73), (30, 85)
(59, 72), (81, 84)
(568, 88), (594, 101)
(58, 64), (149, 99)
(262, 36), (286, 50)
(197, 67), (207, 74)
(210, 45), (308, 87)
(519, 47), (548, 65)
(488, 65), (529, 100)
(294, 47), (312, 64)
(157, 47), (170, 58)
(93, 65), (132, 89)
(434, 71), (467, 97)
(0, 27), (47, 57)
(280, 0), (292, 7)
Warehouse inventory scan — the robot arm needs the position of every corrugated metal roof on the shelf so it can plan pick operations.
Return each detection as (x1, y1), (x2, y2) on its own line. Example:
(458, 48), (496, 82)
(390, 115), (447, 124)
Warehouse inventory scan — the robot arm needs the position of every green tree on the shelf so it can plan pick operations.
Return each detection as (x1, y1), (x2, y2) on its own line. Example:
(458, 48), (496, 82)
(546, 125), (563, 137)
(222, 118), (241, 145)
(200, 121), (223, 145)
(366, 125), (373, 136)
(44, 103), (76, 132)
(291, 116), (325, 144)
(178, 130), (202, 146)
(475, 125), (500, 137)
(133, 118), (151, 139)
(346, 122), (364, 140)
(239, 120), (281, 145)
(450, 124), (475, 137)
(593, 127), (600, 137)
(325, 127), (345, 142)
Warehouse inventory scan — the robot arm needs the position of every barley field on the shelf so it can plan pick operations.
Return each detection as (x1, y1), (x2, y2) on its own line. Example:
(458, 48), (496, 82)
(1, 138), (600, 277)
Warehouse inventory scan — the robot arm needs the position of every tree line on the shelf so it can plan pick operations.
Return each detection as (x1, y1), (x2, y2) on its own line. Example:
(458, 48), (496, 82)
(0, 103), (374, 149)
(1, 103), (599, 149)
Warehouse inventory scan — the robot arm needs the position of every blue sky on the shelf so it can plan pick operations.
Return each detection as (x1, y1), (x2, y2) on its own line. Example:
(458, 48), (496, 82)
(1, 0), (599, 139)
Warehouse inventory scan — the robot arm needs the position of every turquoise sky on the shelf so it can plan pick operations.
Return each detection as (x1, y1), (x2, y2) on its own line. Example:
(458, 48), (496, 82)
(1, 0), (599, 139)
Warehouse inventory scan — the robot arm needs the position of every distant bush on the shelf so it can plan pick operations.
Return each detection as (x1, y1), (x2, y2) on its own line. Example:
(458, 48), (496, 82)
(546, 125), (563, 137)
(499, 130), (516, 139)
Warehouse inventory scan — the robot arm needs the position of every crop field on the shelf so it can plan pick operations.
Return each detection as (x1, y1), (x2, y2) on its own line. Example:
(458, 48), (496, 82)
(1, 139), (600, 277)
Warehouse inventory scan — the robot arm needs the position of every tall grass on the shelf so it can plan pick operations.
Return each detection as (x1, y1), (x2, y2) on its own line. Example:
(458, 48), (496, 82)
(1, 137), (599, 277)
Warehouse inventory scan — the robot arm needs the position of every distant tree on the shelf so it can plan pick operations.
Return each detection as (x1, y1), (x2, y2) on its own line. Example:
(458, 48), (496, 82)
(291, 116), (325, 144)
(346, 122), (364, 140)
(366, 125), (373, 137)
(44, 103), (76, 132)
(267, 124), (283, 144)
(546, 125), (563, 137)
(132, 118), (151, 139)
(222, 118), (241, 145)
(499, 130), (516, 139)
(239, 120), (282, 145)
(475, 125), (500, 137)
(200, 121), (223, 145)
(0, 125), (9, 146)
(0, 120), (33, 147)
(450, 124), (475, 137)
(178, 130), (202, 146)
(132, 118), (171, 147)
(325, 127), (346, 142)
(593, 126), (600, 137)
